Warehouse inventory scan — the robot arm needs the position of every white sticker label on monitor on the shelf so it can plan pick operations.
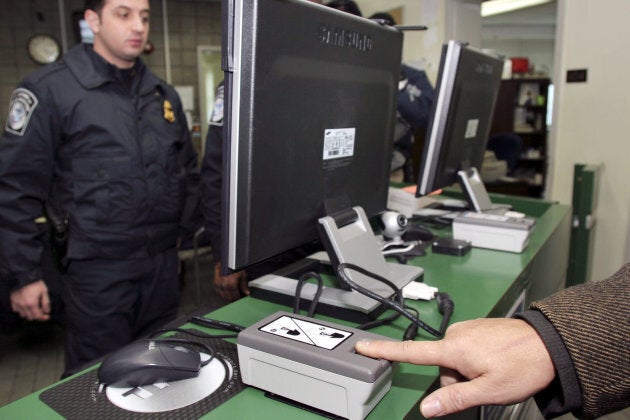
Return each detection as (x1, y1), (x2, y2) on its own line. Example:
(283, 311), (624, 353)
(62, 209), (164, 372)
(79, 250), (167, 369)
(465, 119), (479, 138)
(322, 128), (355, 160)
(259, 315), (352, 350)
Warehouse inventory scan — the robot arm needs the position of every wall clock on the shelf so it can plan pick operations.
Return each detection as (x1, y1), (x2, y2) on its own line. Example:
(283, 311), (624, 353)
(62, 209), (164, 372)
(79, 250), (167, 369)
(27, 34), (61, 65)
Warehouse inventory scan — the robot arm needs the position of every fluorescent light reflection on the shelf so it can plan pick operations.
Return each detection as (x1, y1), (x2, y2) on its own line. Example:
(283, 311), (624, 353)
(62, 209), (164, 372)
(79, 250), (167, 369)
(481, 0), (552, 17)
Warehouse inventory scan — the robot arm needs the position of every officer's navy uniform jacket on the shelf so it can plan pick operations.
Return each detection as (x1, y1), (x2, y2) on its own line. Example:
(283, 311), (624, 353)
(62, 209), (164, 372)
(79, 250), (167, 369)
(0, 44), (200, 292)
(392, 64), (434, 181)
(200, 82), (321, 279)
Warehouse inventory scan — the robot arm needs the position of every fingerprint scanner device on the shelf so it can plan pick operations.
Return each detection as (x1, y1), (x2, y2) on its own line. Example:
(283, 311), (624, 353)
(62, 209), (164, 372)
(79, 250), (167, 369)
(453, 211), (536, 253)
(248, 207), (424, 323)
(237, 311), (394, 420)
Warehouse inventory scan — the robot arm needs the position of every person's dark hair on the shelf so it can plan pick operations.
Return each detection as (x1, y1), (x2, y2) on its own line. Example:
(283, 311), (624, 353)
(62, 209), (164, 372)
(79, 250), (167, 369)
(369, 12), (396, 26)
(325, 0), (362, 17)
(84, 0), (105, 14)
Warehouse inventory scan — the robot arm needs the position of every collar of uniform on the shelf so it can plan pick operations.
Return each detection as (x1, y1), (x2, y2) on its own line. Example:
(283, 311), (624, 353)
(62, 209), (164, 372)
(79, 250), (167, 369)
(62, 44), (112, 89)
(64, 44), (160, 93)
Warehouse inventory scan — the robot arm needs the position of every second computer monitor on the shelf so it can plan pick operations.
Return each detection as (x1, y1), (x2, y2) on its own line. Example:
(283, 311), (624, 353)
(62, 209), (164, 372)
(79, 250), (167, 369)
(416, 41), (504, 211)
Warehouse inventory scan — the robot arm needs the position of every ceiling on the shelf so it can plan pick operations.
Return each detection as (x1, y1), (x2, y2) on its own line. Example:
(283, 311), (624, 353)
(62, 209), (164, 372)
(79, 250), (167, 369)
(482, 0), (557, 41)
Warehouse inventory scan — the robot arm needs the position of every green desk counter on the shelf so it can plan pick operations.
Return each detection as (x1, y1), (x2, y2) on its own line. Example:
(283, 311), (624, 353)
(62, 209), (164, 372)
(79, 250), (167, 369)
(0, 195), (571, 419)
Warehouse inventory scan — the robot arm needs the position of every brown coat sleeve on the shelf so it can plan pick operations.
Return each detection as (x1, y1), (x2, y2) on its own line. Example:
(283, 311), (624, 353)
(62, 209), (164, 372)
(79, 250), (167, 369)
(531, 263), (630, 418)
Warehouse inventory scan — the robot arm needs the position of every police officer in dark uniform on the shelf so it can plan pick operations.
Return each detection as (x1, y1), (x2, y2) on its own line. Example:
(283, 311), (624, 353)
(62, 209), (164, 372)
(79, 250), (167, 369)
(393, 63), (435, 181)
(0, 0), (199, 374)
(200, 82), (250, 301)
(201, 81), (322, 301)
(369, 12), (435, 182)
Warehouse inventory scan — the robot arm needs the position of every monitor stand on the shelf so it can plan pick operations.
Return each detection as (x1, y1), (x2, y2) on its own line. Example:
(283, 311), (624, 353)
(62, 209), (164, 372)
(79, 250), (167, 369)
(247, 207), (423, 323)
(457, 167), (511, 213)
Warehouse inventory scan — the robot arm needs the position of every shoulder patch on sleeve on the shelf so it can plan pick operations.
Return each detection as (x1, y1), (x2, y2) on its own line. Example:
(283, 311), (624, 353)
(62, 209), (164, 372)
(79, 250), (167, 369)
(209, 84), (224, 126)
(5, 88), (39, 136)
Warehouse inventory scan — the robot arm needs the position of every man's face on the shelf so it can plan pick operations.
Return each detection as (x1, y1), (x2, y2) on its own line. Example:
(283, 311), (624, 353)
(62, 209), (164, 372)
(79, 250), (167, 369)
(86, 0), (150, 68)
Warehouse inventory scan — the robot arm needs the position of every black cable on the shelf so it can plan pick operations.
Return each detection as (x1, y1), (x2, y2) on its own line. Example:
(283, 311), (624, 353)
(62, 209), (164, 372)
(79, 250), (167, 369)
(394, 24), (429, 31)
(149, 327), (238, 340)
(356, 286), (404, 330)
(189, 316), (245, 332)
(293, 271), (324, 318)
(317, 262), (405, 330)
(284, 261), (454, 338)
(336, 262), (454, 338)
(357, 310), (401, 331)
(403, 306), (420, 341)
(436, 292), (455, 333)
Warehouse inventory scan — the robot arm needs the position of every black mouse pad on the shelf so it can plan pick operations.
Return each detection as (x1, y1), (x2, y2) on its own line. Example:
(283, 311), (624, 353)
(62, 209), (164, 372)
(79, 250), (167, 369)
(39, 333), (246, 419)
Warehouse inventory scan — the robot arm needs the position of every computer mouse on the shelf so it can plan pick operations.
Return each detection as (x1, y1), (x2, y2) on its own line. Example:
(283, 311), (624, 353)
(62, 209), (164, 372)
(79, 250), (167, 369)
(97, 338), (202, 388)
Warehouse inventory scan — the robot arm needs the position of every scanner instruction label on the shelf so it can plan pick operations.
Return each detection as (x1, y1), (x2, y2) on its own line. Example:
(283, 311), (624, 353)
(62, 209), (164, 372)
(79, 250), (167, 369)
(260, 315), (352, 350)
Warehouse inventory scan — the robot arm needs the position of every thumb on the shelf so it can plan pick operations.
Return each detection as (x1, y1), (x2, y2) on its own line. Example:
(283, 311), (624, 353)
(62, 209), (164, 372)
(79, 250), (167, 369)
(240, 276), (250, 295)
(41, 290), (51, 315)
(420, 379), (493, 418)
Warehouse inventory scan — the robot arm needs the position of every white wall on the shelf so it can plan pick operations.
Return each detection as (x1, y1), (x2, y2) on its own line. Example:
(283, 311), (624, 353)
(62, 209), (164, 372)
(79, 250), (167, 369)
(482, 38), (555, 76)
(445, 0), (482, 48)
(549, 0), (630, 280)
(481, 2), (556, 77)
(360, 0), (482, 84)
(359, 0), (441, 83)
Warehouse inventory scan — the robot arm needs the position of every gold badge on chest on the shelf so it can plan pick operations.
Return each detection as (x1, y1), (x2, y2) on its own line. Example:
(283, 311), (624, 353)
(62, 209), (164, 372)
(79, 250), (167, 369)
(163, 100), (175, 123)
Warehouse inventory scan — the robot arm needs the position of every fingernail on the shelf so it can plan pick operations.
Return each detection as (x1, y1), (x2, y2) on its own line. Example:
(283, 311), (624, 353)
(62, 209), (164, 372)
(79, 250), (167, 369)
(421, 397), (443, 418)
(357, 339), (371, 348)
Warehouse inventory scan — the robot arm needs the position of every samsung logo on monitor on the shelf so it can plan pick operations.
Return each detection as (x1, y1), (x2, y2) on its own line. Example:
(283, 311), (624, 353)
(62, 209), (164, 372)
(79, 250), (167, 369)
(318, 24), (373, 52)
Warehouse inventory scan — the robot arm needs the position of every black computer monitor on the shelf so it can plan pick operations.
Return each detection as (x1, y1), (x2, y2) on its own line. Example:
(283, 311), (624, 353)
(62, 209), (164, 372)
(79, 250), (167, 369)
(415, 41), (504, 212)
(221, 0), (422, 320)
